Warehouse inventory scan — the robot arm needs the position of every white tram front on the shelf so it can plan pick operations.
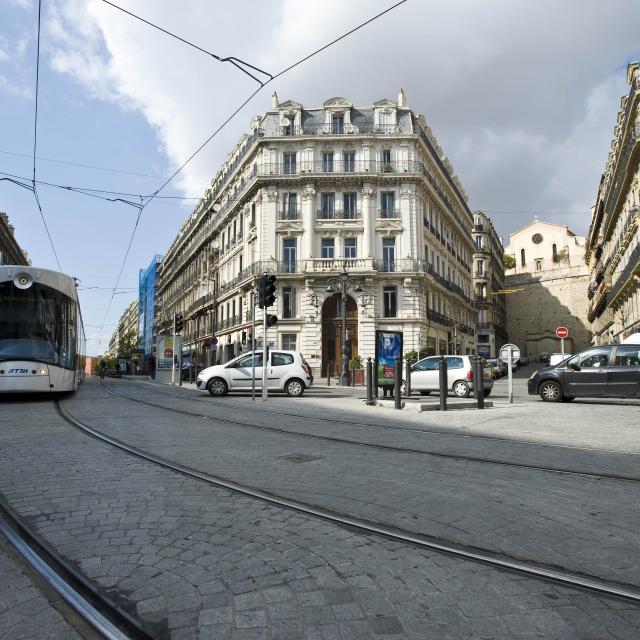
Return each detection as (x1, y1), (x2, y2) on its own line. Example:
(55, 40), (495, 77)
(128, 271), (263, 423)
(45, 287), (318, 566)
(0, 266), (86, 393)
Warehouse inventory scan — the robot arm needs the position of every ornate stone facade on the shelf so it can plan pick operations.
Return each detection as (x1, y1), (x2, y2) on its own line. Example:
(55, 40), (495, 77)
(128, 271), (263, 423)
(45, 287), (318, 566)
(505, 221), (591, 360)
(472, 211), (507, 357)
(0, 212), (29, 266)
(586, 61), (640, 344)
(155, 92), (477, 376)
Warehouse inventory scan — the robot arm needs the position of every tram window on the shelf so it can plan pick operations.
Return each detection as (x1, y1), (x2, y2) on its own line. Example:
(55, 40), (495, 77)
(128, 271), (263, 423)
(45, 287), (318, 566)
(0, 282), (77, 369)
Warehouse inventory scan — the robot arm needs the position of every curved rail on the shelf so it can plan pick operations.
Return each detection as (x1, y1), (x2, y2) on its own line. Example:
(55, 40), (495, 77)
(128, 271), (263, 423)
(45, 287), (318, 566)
(0, 498), (156, 640)
(100, 383), (640, 484)
(57, 398), (640, 605)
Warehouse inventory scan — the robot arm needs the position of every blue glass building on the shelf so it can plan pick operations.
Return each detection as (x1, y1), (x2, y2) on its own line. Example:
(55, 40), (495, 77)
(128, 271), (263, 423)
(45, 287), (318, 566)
(139, 255), (162, 372)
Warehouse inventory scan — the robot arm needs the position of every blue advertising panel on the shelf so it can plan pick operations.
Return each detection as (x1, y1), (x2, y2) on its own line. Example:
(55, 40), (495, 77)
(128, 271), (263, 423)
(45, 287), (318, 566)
(375, 330), (403, 386)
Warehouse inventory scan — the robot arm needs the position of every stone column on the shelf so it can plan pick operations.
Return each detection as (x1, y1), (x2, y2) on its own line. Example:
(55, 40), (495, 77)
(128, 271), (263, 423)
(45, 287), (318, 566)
(361, 184), (375, 261)
(302, 185), (316, 260)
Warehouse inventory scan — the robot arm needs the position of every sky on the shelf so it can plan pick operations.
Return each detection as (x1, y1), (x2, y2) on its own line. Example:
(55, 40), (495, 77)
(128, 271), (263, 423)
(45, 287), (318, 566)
(1, 0), (639, 355)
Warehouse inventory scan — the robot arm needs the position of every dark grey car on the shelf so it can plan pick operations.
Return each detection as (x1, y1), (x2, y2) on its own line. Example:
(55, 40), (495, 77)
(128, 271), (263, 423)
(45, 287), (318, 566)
(527, 344), (640, 401)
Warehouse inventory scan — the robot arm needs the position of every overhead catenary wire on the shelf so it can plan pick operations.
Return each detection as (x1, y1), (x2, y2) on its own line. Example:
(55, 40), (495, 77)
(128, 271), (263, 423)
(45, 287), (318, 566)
(31, 0), (62, 272)
(101, 0), (273, 86)
(98, 0), (408, 339)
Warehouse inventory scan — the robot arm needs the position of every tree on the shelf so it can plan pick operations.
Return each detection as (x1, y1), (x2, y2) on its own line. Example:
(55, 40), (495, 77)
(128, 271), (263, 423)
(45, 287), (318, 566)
(503, 253), (516, 270)
(117, 330), (138, 355)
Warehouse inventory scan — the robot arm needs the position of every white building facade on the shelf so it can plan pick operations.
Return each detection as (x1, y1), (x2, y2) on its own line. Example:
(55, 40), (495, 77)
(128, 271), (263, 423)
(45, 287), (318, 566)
(156, 93), (477, 376)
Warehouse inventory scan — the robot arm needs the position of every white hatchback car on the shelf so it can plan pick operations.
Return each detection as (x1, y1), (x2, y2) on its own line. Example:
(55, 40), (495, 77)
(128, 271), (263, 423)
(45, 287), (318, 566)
(196, 350), (312, 397)
(409, 355), (494, 397)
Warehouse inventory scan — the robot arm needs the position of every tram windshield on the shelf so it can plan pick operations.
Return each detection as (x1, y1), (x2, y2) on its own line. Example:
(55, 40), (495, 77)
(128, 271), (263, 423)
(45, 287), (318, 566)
(0, 281), (77, 369)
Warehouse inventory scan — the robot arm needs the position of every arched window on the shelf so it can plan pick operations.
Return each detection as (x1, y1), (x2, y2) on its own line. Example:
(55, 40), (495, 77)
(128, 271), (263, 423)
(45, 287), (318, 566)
(520, 248), (526, 267)
(552, 243), (557, 261)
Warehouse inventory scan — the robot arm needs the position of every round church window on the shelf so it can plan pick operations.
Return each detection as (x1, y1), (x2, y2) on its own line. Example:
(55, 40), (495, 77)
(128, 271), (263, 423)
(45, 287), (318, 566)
(532, 233), (543, 244)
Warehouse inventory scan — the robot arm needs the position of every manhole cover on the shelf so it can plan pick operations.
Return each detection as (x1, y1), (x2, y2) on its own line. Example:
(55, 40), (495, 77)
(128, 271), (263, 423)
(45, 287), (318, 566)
(278, 453), (323, 464)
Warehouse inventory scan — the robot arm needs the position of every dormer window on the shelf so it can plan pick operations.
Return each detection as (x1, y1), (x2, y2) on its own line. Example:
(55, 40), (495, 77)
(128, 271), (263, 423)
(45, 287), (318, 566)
(332, 114), (344, 134)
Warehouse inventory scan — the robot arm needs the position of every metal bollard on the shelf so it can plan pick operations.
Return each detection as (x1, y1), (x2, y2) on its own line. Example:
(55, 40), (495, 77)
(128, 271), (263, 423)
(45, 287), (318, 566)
(405, 359), (412, 397)
(394, 356), (402, 410)
(475, 357), (485, 409)
(438, 355), (447, 411)
(351, 366), (355, 387)
(366, 357), (374, 404)
(326, 362), (331, 387)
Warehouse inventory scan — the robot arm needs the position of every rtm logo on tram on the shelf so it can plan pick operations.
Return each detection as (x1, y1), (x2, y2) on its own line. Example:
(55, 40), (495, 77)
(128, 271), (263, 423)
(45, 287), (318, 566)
(7, 369), (29, 374)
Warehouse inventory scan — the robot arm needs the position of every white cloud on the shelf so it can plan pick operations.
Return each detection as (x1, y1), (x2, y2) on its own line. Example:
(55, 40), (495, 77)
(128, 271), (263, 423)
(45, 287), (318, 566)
(0, 73), (32, 98)
(42, 0), (640, 237)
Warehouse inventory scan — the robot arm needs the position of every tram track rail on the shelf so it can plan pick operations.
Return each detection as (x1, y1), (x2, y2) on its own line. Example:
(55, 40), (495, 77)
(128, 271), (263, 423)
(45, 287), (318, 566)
(55, 398), (640, 606)
(99, 382), (640, 484)
(0, 497), (156, 640)
(120, 377), (640, 459)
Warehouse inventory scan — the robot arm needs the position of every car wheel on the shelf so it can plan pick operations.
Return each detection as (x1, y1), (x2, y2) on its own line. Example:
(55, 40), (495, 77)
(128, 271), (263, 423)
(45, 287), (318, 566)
(419, 391), (431, 396)
(483, 388), (492, 397)
(285, 378), (305, 397)
(452, 380), (470, 398)
(207, 378), (228, 396)
(539, 380), (563, 402)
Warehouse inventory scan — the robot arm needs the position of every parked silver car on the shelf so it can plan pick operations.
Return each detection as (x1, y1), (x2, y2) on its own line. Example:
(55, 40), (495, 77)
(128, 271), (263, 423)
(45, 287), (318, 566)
(196, 350), (312, 397)
(408, 355), (494, 397)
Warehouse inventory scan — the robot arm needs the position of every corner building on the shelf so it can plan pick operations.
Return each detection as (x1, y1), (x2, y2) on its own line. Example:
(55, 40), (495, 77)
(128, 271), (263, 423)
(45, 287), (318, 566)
(156, 92), (477, 376)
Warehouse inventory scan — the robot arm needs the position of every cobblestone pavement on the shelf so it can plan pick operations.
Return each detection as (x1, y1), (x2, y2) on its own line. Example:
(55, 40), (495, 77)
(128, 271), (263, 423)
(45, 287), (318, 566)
(1, 394), (640, 638)
(63, 379), (640, 588)
(0, 535), (84, 639)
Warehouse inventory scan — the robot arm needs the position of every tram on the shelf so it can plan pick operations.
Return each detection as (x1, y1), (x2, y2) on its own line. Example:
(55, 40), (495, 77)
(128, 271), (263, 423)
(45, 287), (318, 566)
(0, 266), (86, 393)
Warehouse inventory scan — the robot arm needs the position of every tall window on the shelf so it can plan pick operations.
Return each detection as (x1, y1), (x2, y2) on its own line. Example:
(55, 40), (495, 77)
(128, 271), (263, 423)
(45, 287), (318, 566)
(380, 192), (395, 218)
(520, 248), (526, 267)
(321, 238), (335, 259)
(552, 243), (558, 261)
(332, 114), (344, 134)
(282, 193), (298, 219)
(344, 238), (357, 259)
(283, 238), (297, 273)
(283, 153), (296, 174)
(343, 151), (355, 172)
(474, 235), (482, 250)
(535, 258), (543, 271)
(382, 149), (392, 167)
(382, 238), (396, 272)
(282, 287), (296, 318)
(383, 286), (397, 317)
(379, 111), (392, 132)
(343, 192), (357, 218)
(320, 193), (335, 218)
(476, 260), (484, 275)
(322, 152), (334, 172)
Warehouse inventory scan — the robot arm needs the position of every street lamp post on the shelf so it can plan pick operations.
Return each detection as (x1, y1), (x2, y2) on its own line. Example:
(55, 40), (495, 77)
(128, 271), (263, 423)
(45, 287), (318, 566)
(326, 268), (363, 386)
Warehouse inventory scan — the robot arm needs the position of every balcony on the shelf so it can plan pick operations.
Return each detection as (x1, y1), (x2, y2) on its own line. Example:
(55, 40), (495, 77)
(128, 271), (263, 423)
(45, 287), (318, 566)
(278, 207), (301, 220)
(316, 209), (361, 220)
(377, 208), (400, 219)
(474, 271), (488, 279)
(427, 309), (451, 326)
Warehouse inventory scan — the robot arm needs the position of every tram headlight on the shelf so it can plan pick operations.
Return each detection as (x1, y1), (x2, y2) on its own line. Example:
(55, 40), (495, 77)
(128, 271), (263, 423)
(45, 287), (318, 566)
(13, 273), (34, 290)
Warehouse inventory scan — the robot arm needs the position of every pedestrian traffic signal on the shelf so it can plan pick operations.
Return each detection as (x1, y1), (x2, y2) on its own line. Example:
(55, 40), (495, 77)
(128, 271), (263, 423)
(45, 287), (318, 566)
(258, 274), (277, 308)
(266, 314), (278, 328)
(174, 314), (184, 333)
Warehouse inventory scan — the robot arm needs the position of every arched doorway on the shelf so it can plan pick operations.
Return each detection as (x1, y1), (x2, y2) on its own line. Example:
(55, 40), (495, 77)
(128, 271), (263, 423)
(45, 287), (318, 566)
(321, 293), (358, 377)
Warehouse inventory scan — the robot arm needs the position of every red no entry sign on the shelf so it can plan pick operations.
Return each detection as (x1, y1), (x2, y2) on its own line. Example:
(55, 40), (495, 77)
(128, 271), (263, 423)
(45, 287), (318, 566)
(556, 327), (569, 339)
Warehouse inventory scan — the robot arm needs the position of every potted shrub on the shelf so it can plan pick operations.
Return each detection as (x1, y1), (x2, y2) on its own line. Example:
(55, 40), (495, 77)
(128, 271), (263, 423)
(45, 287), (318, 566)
(349, 354), (364, 384)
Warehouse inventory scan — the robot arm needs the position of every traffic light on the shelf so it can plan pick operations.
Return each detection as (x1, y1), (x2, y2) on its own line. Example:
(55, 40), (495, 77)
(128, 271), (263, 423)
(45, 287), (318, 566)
(266, 314), (278, 328)
(258, 274), (277, 308)
(174, 314), (184, 333)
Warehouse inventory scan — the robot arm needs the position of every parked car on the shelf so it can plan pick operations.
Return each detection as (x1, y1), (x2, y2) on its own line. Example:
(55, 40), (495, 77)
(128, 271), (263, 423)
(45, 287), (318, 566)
(548, 353), (572, 367)
(485, 358), (503, 379)
(196, 350), (312, 397)
(528, 344), (640, 401)
(519, 356), (530, 367)
(539, 353), (551, 365)
(407, 355), (494, 398)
